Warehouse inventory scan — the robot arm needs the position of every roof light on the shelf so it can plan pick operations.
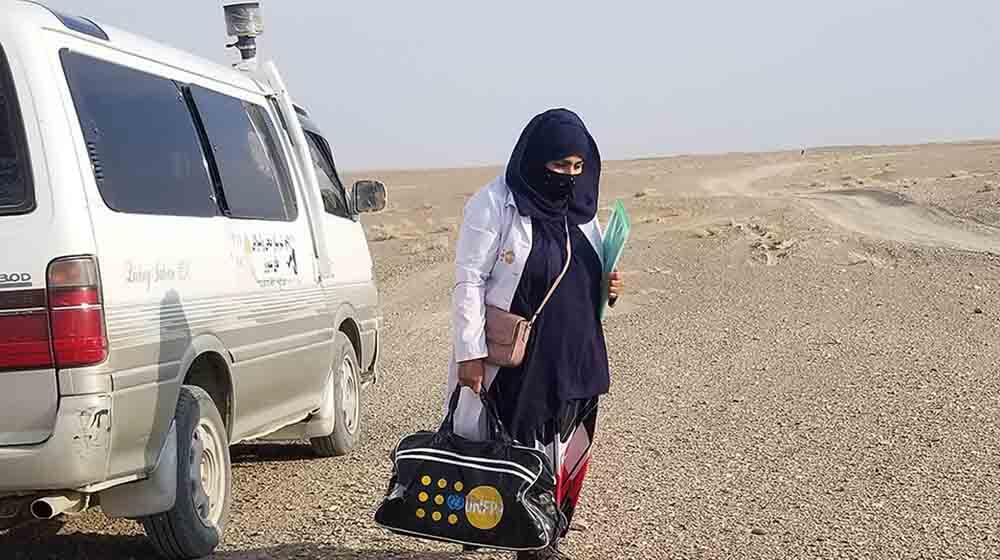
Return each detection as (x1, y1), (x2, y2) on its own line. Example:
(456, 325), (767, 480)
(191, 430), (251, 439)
(224, 2), (263, 63)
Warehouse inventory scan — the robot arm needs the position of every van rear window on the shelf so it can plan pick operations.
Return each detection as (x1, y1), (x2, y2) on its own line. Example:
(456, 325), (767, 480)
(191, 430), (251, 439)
(60, 51), (218, 218)
(0, 45), (35, 215)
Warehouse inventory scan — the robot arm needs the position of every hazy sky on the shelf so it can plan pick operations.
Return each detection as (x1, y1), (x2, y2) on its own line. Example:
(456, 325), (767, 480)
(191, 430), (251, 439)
(41, 1), (1000, 170)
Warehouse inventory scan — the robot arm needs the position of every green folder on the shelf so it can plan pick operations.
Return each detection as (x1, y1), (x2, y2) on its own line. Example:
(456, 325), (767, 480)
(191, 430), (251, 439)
(599, 200), (631, 320)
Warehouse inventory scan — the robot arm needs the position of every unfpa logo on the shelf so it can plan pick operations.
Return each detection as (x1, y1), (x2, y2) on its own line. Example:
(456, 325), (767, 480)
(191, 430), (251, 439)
(464, 486), (504, 530)
(413, 477), (504, 530)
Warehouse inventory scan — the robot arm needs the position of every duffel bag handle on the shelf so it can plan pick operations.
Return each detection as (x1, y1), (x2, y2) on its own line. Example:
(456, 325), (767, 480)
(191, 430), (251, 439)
(439, 386), (464, 435)
(480, 391), (514, 445)
(439, 387), (514, 445)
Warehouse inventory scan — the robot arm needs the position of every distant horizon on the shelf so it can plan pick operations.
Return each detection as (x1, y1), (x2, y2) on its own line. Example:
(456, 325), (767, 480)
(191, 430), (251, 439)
(346, 137), (1000, 174)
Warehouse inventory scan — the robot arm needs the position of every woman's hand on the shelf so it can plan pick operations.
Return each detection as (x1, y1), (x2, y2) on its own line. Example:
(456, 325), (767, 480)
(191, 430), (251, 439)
(458, 359), (486, 394)
(608, 270), (624, 303)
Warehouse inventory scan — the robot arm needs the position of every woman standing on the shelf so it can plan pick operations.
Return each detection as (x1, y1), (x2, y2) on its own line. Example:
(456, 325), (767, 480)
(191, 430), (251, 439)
(448, 108), (623, 559)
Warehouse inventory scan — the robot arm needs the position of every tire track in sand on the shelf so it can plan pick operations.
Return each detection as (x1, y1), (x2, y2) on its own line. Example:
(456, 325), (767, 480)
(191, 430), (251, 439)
(698, 160), (1000, 254)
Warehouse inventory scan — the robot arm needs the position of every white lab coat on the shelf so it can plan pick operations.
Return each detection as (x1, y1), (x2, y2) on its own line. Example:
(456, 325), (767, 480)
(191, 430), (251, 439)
(446, 176), (604, 440)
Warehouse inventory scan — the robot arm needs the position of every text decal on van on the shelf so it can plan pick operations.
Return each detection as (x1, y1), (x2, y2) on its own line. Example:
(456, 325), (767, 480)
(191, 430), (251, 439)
(0, 272), (32, 288)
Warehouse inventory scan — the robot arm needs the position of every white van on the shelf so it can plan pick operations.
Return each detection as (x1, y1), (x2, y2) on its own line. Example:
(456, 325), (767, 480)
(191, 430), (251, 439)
(0, 2), (385, 557)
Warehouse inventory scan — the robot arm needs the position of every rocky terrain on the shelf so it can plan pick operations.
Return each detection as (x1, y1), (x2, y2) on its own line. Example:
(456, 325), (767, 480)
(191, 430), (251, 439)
(3, 142), (999, 559)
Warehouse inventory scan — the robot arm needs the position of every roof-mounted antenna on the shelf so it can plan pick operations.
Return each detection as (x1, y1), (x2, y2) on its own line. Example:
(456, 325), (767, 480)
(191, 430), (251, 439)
(223, 2), (263, 69)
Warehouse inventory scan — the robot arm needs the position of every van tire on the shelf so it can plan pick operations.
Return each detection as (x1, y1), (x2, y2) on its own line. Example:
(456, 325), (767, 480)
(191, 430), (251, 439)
(142, 386), (231, 560)
(311, 332), (363, 457)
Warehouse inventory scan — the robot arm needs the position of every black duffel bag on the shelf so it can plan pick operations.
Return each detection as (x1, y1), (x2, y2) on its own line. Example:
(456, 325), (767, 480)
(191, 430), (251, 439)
(375, 388), (563, 552)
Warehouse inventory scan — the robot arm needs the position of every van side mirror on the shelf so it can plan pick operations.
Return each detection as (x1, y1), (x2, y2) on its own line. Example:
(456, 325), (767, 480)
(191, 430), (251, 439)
(353, 180), (387, 214)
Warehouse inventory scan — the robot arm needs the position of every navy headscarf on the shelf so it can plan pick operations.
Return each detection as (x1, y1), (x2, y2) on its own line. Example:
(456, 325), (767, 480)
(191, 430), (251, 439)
(492, 109), (611, 442)
(505, 108), (601, 225)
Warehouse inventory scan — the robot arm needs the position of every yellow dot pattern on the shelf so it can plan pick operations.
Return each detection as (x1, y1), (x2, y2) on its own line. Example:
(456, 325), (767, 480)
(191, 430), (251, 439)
(415, 477), (495, 528)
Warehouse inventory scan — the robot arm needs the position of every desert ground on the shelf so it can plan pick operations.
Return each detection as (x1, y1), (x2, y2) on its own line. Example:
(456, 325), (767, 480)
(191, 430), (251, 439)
(3, 141), (999, 559)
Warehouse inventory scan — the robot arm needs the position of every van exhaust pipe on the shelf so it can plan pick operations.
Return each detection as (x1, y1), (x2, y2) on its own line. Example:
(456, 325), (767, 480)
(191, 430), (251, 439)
(29, 493), (87, 519)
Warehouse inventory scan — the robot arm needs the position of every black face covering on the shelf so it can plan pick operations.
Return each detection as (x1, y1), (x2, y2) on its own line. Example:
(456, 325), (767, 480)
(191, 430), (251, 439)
(541, 168), (578, 199)
(505, 109), (601, 225)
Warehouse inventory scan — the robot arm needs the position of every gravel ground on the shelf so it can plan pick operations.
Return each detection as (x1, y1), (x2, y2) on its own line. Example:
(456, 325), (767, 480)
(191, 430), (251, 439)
(2, 143), (999, 559)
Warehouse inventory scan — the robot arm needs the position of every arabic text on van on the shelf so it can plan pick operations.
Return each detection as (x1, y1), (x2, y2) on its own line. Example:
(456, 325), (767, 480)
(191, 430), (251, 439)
(229, 232), (300, 288)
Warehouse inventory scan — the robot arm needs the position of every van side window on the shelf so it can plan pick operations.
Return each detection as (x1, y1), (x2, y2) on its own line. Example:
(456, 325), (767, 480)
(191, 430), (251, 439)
(305, 132), (350, 219)
(188, 86), (297, 222)
(60, 51), (217, 217)
(248, 104), (298, 218)
(0, 45), (34, 215)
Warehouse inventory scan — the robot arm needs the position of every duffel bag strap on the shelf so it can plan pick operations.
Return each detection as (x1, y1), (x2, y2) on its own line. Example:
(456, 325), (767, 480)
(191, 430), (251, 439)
(480, 391), (514, 445)
(439, 387), (515, 445)
(439, 386), (464, 435)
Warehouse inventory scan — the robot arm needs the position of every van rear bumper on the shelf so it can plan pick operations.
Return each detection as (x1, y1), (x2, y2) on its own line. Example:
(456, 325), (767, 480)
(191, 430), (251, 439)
(0, 393), (112, 492)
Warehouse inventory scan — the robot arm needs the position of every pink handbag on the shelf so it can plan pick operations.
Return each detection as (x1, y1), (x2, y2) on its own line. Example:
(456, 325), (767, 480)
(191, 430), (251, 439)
(484, 221), (572, 368)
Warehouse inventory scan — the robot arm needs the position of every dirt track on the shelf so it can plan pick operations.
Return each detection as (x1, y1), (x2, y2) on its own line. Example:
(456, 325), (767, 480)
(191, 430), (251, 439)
(2, 142), (999, 559)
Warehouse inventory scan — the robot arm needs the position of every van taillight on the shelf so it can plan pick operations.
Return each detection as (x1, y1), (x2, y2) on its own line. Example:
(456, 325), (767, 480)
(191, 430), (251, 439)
(0, 290), (52, 370)
(47, 257), (107, 368)
(0, 257), (107, 371)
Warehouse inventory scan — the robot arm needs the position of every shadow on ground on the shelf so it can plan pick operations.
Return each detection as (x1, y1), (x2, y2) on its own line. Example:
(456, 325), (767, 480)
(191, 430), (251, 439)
(1, 521), (468, 560)
(212, 542), (469, 559)
(230, 442), (322, 465)
(0, 521), (151, 560)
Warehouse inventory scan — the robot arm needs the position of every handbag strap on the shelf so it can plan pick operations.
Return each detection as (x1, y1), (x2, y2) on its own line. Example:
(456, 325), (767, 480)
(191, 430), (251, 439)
(529, 219), (572, 327)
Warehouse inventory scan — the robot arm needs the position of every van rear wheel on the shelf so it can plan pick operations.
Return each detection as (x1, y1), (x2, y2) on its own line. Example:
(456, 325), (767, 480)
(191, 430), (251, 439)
(142, 386), (231, 560)
(310, 332), (363, 457)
